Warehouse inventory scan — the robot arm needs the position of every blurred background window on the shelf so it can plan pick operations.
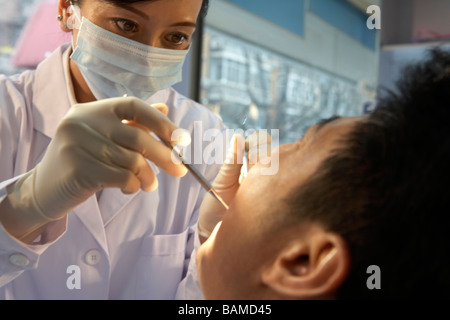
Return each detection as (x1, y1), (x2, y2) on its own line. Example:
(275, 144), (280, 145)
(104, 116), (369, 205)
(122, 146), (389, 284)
(0, 0), (70, 76)
(200, 26), (363, 144)
(200, 0), (380, 144)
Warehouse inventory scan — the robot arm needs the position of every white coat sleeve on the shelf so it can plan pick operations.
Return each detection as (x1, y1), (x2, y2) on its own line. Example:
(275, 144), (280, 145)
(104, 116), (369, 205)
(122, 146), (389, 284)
(0, 175), (68, 287)
(0, 74), (68, 287)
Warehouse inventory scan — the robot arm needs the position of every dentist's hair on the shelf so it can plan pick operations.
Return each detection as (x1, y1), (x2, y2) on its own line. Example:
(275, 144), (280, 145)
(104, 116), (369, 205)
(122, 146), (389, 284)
(286, 47), (450, 299)
(70, 0), (210, 18)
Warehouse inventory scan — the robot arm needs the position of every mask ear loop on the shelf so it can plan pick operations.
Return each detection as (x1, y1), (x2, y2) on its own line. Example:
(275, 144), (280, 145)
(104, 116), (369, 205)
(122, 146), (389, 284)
(68, 2), (83, 30)
(67, 2), (83, 52)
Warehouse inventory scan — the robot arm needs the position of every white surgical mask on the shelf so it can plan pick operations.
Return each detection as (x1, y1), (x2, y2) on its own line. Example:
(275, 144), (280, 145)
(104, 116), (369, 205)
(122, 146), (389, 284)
(70, 17), (189, 101)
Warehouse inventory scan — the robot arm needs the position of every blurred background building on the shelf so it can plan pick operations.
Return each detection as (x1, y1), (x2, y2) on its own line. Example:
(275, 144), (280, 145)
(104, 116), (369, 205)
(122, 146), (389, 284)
(0, 0), (40, 75)
(199, 0), (379, 143)
(1, 0), (449, 144)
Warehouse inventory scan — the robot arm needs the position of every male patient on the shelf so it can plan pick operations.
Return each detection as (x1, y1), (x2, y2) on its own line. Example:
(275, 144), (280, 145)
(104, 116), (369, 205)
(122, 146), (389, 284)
(196, 48), (450, 299)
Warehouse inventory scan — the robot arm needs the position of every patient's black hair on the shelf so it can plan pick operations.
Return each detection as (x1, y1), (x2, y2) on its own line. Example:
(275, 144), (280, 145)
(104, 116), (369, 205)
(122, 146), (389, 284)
(287, 47), (450, 299)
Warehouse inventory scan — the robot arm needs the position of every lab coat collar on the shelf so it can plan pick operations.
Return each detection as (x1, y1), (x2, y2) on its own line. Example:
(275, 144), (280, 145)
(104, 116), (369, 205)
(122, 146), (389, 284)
(99, 162), (160, 225)
(72, 195), (110, 255)
(32, 43), (75, 139)
(30, 44), (137, 245)
(31, 44), (166, 234)
(98, 188), (139, 226)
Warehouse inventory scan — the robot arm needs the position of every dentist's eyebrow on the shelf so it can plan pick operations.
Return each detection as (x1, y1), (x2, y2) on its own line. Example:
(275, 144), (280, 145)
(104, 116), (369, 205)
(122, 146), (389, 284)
(105, 2), (197, 29)
(170, 21), (197, 28)
(109, 3), (151, 20)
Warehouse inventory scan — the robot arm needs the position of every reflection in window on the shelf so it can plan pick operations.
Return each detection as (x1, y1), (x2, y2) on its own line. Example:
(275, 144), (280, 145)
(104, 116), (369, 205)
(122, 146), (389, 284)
(200, 27), (364, 144)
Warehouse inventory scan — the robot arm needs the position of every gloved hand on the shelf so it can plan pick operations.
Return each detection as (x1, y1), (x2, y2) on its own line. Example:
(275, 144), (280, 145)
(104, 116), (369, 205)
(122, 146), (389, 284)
(197, 130), (272, 241)
(6, 97), (188, 230)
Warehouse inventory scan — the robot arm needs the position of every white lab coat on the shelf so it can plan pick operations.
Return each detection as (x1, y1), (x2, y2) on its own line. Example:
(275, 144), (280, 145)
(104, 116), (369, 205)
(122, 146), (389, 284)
(0, 44), (225, 299)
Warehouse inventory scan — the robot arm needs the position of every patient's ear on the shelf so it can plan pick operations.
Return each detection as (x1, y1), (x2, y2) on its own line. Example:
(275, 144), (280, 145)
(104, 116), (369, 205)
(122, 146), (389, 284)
(261, 230), (350, 299)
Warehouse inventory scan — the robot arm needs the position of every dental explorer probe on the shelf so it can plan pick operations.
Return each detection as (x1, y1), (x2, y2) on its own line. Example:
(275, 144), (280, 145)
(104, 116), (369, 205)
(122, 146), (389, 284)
(121, 94), (229, 210)
(159, 139), (230, 210)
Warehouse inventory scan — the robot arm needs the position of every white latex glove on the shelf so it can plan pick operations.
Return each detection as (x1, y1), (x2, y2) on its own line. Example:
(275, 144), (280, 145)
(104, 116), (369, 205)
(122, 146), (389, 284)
(9, 97), (188, 227)
(197, 130), (272, 241)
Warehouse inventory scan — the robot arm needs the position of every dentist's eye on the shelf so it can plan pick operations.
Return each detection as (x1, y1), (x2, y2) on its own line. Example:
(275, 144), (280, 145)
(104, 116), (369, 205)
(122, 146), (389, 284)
(166, 32), (190, 47)
(113, 18), (138, 33)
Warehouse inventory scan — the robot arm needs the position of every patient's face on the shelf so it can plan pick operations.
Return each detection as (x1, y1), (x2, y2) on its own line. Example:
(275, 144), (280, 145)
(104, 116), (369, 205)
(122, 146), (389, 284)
(196, 115), (365, 299)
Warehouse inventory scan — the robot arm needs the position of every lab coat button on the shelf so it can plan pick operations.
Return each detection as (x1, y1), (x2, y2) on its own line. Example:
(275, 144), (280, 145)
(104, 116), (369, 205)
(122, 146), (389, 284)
(9, 253), (30, 267)
(85, 249), (101, 266)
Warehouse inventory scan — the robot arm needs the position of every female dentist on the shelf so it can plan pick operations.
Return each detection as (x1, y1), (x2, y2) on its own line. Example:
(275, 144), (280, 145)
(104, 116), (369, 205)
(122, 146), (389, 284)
(0, 0), (226, 299)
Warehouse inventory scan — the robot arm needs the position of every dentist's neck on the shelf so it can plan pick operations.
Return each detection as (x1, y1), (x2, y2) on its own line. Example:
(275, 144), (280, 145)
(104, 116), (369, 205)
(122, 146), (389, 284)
(69, 56), (97, 104)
